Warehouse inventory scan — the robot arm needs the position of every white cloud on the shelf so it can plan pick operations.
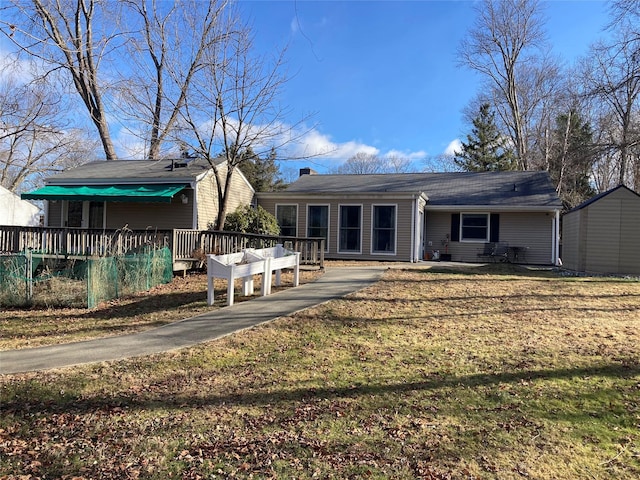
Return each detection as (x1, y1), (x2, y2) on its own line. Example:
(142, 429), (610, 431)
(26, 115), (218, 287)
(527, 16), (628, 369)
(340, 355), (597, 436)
(383, 149), (428, 160)
(287, 128), (379, 162)
(0, 47), (39, 85)
(444, 139), (462, 157)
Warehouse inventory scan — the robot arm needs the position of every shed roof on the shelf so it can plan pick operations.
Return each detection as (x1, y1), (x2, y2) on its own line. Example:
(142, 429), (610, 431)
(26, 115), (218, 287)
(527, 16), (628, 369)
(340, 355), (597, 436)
(274, 171), (562, 208)
(565, 184), (640, 213)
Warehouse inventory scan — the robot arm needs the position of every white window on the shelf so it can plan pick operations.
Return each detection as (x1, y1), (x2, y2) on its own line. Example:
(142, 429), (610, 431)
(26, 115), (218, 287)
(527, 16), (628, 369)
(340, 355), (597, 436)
(63, 200), (105, 229)
(307, 205), (329, 251)
(276, 204), (297, 237)
(339, 205), (362, 253)
(372, 205), (396, 254)
(460, 213), (489, 241)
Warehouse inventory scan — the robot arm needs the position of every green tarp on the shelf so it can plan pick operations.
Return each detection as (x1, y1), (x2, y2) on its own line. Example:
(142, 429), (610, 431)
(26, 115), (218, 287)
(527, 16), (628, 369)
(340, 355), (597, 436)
(21, 184), (187, 203)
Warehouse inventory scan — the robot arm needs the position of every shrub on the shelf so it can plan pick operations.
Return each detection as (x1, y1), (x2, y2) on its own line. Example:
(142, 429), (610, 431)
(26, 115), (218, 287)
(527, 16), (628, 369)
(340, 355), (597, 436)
(224, 205), (281, 235)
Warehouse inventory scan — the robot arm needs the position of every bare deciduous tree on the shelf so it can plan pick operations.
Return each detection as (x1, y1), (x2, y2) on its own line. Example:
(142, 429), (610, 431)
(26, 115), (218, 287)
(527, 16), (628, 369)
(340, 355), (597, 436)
(578, 27), (640, 189)
(333, 152), (415, 174)
(0, 65), (98, 192)
(385, 154), (414, 173)
(332, 153), (386, 174)
(116, 0), (229, 159)
(2, 0), (119, 160)
(178, 19), (302, 229)
(458, 0), (558, 170)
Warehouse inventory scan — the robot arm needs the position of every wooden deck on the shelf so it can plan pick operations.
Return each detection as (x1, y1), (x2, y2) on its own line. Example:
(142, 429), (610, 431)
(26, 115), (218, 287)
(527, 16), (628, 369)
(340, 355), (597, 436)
(0, 226), (324, 271)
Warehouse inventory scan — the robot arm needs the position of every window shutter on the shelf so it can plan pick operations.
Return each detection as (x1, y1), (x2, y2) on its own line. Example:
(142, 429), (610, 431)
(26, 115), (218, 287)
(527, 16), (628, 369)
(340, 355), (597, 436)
(490, 213), (500, 242)
(451, 213), (460, 242)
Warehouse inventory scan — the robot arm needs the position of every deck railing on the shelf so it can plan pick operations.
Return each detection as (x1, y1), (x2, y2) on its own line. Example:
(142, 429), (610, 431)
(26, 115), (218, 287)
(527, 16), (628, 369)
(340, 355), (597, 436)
(0, 226), (171, 257)
(0, 226), (324, 268)
(172, 229), (324, 267)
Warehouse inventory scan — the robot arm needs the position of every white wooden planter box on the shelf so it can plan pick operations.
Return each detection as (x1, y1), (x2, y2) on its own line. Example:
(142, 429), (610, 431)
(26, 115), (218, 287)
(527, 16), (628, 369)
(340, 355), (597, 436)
(254, 244), (301, 295)
(206, 244), (300, 306)
(206, 250), (267, 306)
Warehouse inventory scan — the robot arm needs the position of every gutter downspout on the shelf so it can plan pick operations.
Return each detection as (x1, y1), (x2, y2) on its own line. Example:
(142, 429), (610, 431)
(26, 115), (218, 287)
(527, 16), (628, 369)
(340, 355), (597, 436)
(411, 194), (425, 262)
(410, 196), (416, 262)
(191, 181), (198, 229)
(552, 210), (560, 266)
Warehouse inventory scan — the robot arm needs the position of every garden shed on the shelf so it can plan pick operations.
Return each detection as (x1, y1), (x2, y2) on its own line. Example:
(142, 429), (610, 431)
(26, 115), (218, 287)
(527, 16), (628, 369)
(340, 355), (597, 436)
(562, 185), (640, 275)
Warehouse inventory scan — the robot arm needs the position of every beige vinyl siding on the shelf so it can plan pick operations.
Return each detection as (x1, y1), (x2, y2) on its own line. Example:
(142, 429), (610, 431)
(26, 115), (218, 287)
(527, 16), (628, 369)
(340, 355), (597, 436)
(106, 195), (194, 229)
(585, 198), (621, 273)
(619, 193), (640, 273)
(196, 174), (218, 230)
(222, 168), (255, 221)
(584, 188), (640, 274)
(196, 168), (255, 230)
(258, 195), (416, 261)
(562, 187), (640, 274)
(424, 211), (452, 259)
(560, 211), (581, 271)
(425, 211), (554, 264)
(46, 201), (63, 227)
(390, 200), (413, 258)
(498, 212), (554, 264)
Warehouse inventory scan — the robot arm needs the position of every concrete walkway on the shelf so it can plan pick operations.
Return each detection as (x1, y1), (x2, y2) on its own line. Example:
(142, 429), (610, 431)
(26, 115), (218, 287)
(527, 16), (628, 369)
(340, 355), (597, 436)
(0, 266), (386, 375)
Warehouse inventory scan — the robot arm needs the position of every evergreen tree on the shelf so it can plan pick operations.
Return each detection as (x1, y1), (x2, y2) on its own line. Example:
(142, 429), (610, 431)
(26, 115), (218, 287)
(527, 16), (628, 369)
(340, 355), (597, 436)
(238, 147), (286, 192)
(454, 104), (516, 172)
(549, 110), (597, 209)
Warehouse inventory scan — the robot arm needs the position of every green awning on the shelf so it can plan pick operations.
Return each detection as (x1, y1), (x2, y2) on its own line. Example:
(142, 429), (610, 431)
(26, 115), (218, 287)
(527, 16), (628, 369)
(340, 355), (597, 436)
(21, 184), (188, 203)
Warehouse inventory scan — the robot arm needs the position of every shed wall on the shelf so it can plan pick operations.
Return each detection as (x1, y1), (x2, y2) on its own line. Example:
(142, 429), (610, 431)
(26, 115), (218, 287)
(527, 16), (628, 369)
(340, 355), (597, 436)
(560, 211), (581, 271)
(585, 188), (640, 274)
(562, 187), (640, 274)
(619, 194), (640, 274)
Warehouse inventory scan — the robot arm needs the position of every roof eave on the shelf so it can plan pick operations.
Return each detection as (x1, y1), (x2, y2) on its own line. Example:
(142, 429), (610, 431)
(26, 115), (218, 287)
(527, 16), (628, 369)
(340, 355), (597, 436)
(47, 178), (199, 187)
(257, 191), (428, 199)
(425, 204), (562, 212)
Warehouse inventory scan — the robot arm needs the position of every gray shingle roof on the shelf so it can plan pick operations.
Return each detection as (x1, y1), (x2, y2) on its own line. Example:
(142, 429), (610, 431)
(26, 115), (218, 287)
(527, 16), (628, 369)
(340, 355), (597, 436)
(46, 158), (215, 184)
(566, 184), (640, 212)
(282, 171), (562, 208)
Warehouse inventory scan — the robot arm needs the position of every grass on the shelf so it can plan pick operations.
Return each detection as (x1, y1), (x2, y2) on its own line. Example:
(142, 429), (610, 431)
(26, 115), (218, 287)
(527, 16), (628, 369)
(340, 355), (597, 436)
(0, 268), (322, 350)
(1, 263), (639, 479)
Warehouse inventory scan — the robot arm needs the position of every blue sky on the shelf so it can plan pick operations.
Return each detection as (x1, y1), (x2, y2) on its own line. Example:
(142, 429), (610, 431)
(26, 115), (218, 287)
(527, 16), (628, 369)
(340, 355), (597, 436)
(238, 0), (612, 174)
(0, 0), (612, 177)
